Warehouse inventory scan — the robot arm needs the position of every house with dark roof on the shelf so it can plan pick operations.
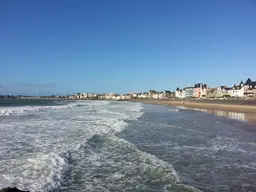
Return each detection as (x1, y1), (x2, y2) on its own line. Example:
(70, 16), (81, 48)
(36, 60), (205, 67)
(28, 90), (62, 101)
(228, 78), (256, 98)
(230, 81), (244, 97)
(245, 78), (253, 85)
(194, 83), (208, 98)
(243, 78), (256, 98)
(137, 92), (149, 99)
(175, 87), (185, 98)
(216, 86), (232, 97)
(163, 90), (175, 98)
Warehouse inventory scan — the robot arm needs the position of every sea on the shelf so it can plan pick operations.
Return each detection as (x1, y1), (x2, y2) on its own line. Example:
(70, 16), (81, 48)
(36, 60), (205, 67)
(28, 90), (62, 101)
(0, 99), (256, 192)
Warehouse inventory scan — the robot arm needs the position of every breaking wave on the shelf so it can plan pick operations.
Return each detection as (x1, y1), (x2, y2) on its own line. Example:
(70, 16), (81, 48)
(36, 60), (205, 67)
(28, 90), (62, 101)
(0, 101), (144, 191)
(0, 103), (76, 116)
(59, 135), (194, 192)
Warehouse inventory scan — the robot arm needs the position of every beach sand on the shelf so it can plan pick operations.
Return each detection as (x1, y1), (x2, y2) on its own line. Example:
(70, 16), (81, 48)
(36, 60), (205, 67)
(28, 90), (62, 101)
(131, 99), (256, 125)
(132, 99), (256, 113)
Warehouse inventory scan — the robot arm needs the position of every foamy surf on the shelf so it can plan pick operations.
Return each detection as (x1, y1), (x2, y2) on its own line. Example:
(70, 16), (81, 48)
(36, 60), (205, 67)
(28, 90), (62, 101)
(0, 103), (76, 116)
(59, 135), (182, 192)
(0, 101), (144, 191)
(1, 152), (70, 191)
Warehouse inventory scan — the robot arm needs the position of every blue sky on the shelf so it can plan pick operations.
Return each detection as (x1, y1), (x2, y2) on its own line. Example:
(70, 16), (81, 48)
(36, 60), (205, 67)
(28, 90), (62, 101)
(1, 0), (256, 95)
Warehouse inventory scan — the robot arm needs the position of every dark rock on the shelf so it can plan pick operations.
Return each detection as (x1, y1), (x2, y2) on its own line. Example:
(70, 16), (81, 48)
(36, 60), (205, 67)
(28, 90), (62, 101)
(0, 187), (29, 192)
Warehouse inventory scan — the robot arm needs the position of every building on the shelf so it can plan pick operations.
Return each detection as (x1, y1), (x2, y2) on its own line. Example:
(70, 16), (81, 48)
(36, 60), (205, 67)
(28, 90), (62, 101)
(148, 90), (165, 99)
(132, 93), (138, 98)
(152, 92), (160, 99)
(72, 94), (79, 99)
(201, 84), (208, 98)
(175, 88), (181, 98)
(170, 91), (176, 98)
(206, 88), (218, 98)
(243, 78), (256, 98)
(158, 91), (165, 99)
(230, 81), (244, 97)
(80, 93), (88, 98)
(138, 92), (148, 99)
(194, 83), (207, 98)
(148, 90), (157, 98)
(163, 90), (175, 98)
(105, 93), (117, 100)
(216, 86), (231, 97)
(87, 93), (94, 98)
(98, 94), (106, 99)
(116, 95), (121, 100)
(184, 87), (194, 98)
(120, 94), (131, 100)
(175, 88), (185, 98)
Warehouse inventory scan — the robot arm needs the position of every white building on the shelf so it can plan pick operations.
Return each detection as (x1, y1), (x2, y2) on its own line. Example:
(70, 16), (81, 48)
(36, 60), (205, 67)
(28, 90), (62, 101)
(175, 88), (180, 98)
(120, 95), (126, 100)
(216, 86), (231, 97)
(230, 81), (244, 97)
(138, 93), (148, 99)
(87, 93), (94, 98)
(123, 94), (131, 100)
(175, 88), (185, 98)
(150, 92), (165, 99)
(80, 93), (88, 98)
(230, 87), (244, 97)
(201, 86), (208, 98)
(98, 95), (106, 99)
(132, 93), (138, 98)
(184, 87), (194, 98)
(152, 93), (159, 99)
(116, 95), (121, 100)
(158, 92), (165, 99)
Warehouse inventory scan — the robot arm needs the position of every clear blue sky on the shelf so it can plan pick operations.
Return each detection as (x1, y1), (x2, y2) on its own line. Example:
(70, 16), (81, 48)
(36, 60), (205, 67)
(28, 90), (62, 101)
(1, 0), (256, 95)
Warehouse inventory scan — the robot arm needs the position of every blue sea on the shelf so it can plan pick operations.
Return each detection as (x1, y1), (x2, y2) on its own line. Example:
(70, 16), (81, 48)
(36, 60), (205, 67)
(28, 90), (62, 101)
(0, 99), (255, 192)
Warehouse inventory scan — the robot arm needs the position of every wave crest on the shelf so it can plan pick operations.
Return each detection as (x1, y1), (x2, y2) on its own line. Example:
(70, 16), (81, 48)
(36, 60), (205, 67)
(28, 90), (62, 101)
(0, 104), (76, 116)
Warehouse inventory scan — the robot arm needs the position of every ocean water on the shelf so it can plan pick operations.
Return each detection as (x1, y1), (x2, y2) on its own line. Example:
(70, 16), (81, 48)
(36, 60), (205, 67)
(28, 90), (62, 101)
(0, 99), (255, 192)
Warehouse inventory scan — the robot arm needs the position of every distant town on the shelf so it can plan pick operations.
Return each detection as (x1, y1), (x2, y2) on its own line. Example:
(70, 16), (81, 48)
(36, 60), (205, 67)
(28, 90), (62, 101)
(1, 78), (256, 100)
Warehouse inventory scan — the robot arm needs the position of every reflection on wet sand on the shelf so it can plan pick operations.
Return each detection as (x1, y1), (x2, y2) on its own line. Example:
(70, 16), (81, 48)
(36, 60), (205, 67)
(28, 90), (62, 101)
(187, 108), (256, 125)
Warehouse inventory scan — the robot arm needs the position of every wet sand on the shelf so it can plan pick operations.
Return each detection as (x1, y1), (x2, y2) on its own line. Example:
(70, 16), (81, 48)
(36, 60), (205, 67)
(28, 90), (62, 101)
(186, 107), (256, 125)
(132, 99), (256, 125)
(132, 99), (256, 113)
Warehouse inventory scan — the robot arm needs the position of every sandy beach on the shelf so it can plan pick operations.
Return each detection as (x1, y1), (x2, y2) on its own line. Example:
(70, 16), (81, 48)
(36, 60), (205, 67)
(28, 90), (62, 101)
(132, 99), (256, 113)
(131, 99), (256, 125)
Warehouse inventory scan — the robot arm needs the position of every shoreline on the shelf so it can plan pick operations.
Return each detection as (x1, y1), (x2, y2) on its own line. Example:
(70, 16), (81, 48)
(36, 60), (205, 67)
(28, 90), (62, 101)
(131, 99), (256, 114)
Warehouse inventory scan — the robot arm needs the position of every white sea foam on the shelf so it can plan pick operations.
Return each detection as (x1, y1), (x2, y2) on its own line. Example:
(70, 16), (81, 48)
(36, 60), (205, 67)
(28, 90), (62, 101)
(62, 135), (180, 191)
(2, 152), (69, 191)
(0, 101), (144, 191)
(0, 103), (76, 116)
(175, 106), (187, 110)
(168, 109), (179, 112)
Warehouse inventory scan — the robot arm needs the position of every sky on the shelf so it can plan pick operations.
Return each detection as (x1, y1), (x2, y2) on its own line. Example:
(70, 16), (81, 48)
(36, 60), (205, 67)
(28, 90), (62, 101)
(1, 0), (256, 95)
